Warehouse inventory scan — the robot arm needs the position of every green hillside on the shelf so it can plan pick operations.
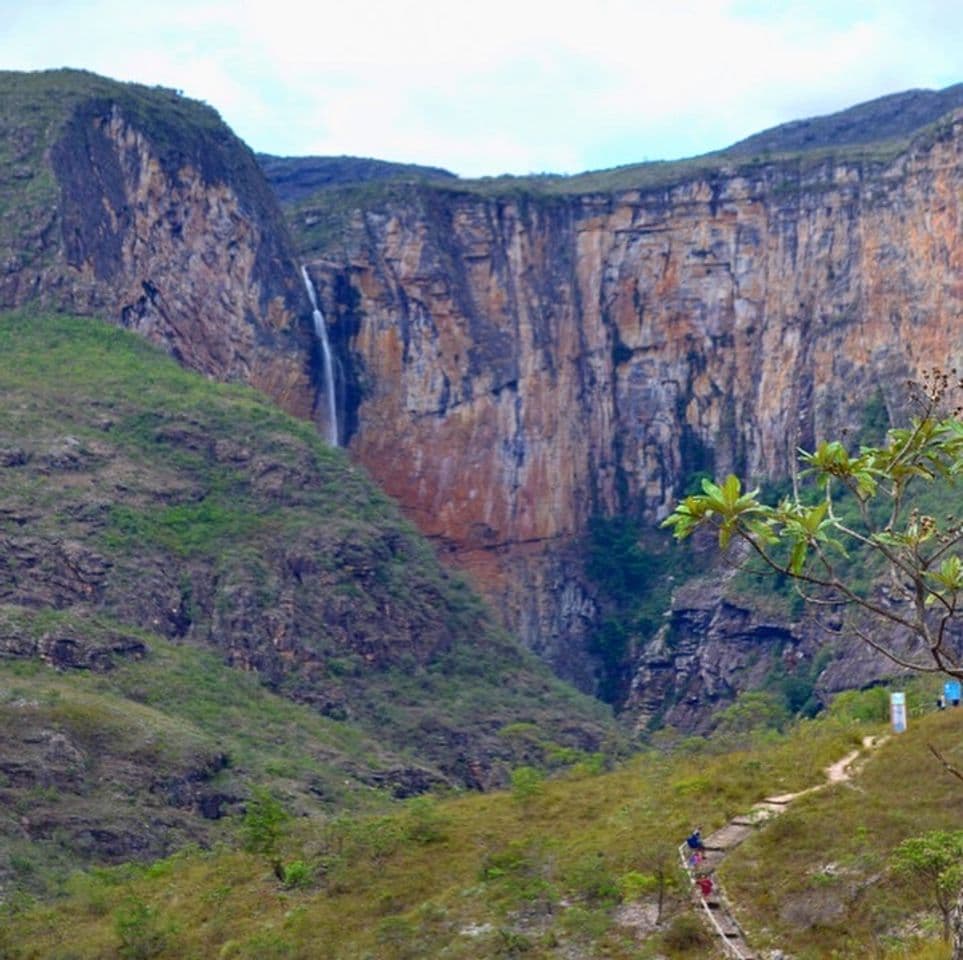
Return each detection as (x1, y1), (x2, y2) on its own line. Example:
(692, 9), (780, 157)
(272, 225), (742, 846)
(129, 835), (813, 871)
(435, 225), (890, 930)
(256, 154), (456, 203)
(4, 686), (960, 959)
(0, 311), (613, 898)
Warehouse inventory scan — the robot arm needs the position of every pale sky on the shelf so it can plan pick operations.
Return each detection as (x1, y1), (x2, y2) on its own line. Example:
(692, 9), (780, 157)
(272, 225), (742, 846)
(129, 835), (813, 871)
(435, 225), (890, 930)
(3, 0), (963, 177)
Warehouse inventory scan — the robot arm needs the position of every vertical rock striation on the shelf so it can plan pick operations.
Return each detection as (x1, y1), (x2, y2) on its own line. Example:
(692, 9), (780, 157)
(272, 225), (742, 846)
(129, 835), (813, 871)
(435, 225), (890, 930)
(7, 70), (963, 710)
(0, 70), (314, 416)
(300, 113), (963, 691)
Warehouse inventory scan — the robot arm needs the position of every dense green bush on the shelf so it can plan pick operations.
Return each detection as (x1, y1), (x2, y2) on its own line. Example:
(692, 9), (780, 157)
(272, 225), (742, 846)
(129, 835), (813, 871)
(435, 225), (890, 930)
(510, 766), (545, 803)
(403, 796), (450, 844)
(661, 911), (712, 951)
(114, 898), (173, 959)
(280, 860), (312, 889)
(582, 515), (699, 704)
(240, 788), (290, 858)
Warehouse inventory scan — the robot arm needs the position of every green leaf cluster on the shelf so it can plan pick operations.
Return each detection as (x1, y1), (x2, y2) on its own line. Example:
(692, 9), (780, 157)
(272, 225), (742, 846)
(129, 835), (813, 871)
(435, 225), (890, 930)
(661, 398), (963, 680)
(891, 830), (963, 940)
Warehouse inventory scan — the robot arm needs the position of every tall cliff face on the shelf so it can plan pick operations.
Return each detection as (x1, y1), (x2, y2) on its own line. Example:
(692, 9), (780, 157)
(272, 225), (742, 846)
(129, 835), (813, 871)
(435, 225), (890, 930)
(295, 113), (963, 694)
(0, 70), (314, 415)
(8, 69), (963, 719)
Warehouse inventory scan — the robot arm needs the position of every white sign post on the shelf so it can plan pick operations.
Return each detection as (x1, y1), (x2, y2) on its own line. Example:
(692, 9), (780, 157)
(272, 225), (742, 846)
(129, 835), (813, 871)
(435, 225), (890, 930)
(891, 691), (907, 733)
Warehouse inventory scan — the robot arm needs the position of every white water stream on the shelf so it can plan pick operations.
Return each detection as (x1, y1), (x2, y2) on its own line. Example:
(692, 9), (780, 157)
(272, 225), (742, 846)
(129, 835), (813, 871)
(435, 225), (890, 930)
(301, 265), (339, 447)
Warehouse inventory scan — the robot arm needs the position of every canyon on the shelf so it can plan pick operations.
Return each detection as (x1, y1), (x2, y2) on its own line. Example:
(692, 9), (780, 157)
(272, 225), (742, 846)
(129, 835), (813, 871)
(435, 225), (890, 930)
(286, 103), (963, 705)
(5, 69), (963, 724)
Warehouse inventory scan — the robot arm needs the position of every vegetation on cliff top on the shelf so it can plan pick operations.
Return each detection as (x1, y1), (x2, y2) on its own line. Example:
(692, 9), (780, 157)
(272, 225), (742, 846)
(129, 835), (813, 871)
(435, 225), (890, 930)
(282, 128), (927, 256)
(0, 67), (255, 194)
(257, 154), (456, 204)
(0, 68), (281, 276)
(278, 83), (963, 258)
(723, 82), (963, 157)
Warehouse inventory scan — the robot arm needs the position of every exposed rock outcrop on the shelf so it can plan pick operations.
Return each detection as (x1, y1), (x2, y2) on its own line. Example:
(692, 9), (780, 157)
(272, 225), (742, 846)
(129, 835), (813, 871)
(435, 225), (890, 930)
(295, 110), (963, 704)
(7, 69), (962, 724)
(0, 69), (315, 416)
(620, 563), (923, 730)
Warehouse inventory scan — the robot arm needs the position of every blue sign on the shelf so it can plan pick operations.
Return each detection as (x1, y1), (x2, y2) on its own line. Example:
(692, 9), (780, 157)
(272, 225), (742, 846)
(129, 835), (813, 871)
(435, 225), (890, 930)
(945, 681), (961, 705)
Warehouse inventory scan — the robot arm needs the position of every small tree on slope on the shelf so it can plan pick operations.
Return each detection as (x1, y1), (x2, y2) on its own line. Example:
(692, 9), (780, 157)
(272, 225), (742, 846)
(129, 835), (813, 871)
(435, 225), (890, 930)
(660, 370), (963, 957)
(891, 831), (963, 943)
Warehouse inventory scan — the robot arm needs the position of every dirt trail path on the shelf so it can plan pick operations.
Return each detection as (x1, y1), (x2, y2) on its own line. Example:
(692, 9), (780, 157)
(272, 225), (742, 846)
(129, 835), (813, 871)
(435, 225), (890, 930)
(678, 736), (884, 960)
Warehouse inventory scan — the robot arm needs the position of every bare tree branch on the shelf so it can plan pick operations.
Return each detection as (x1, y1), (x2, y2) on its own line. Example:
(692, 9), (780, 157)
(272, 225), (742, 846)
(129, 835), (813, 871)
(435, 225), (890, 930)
(929, 743), (963, 785)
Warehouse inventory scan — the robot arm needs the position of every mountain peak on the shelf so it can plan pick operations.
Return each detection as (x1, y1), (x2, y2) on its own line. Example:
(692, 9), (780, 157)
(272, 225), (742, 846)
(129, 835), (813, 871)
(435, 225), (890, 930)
(724, 83), (963, 156)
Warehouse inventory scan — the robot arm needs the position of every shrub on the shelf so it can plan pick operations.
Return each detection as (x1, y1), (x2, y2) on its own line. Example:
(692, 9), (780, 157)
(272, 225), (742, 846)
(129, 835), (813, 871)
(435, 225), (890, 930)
(226, 930), (296, 959)
(375, 916), (424, 959)
(713, 691), (789, 738)
(661, 911), (712, 951)
(241, 787), (289, 858)
(348, 815), (405, 864)
(281, 860), (312, 889)
(510, 766), (544, 803)
(617, 870), (659, 900)
(566, 853), (619, 905)
(114, 898), (172, 959)
(671, 774), (711, 797)
(891, 830), (963, 941)
(829, 686), (890, 723)
(480, 840), (557, 907)
(559, 905), (611, 939)
(496, 927), (534, 955)
(404, 795), (450, 844)
(67, 873), (111, 917)
(568, 752), (607, 777)
(480, 843), (532, 882)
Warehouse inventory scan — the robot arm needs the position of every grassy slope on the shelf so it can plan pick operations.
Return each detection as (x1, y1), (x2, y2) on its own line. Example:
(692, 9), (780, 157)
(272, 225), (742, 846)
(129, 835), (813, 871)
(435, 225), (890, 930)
(1, 711), (870, 959)
(6, 691), (961, 959)
(723, 83), (963, 157)
(0, 310), (612, 895)
(724, 699), (963, 960)
(256, 154), (456, 204)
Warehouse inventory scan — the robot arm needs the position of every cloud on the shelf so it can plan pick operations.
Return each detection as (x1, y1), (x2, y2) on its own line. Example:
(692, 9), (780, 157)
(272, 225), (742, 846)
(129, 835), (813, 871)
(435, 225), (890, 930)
(3, 0), (963, 175)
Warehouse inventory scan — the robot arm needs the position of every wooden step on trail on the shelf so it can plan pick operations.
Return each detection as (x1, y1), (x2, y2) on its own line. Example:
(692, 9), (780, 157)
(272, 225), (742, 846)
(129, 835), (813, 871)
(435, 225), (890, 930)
(700, 849), (726, 870)
(704, 822), (755, 850)
(763, 793), (796, 805)
(715, 916), (742, 937)
(732, 805), (777, 827)
(750, 800), (786, 815)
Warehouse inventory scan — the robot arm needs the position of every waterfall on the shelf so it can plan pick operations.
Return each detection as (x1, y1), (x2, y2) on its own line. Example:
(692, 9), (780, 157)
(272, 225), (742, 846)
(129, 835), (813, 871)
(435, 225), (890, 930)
(301, 265), (339, 447)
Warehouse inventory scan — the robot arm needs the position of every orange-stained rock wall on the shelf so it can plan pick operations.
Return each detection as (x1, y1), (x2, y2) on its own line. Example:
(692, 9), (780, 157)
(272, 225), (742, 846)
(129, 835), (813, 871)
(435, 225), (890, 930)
(306, 117), (963, 689)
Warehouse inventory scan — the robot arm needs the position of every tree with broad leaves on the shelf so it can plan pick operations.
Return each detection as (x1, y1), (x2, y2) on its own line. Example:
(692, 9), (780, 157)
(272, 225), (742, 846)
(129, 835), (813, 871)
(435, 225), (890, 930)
(890, 830), (963, 943)
(661, 369), (963, 958)
(663, 370), (963, 680)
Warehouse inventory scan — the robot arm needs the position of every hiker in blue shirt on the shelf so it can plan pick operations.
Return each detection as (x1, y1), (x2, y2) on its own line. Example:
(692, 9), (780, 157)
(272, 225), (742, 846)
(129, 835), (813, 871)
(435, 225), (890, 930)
(686, 828), (705, 851)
